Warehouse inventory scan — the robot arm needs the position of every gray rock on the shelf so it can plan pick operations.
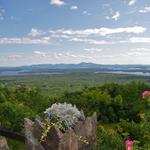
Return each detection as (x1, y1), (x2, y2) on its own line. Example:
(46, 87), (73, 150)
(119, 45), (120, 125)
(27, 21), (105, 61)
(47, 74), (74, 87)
(42, 125), (63, 150)
(0, 136), (9, 150)
(60, 128), (78, 150)
(24, 118), (45, 150)
(33, 116), (45, 141)
(25, 113), (97, 150)
(73, 112), (97, 150)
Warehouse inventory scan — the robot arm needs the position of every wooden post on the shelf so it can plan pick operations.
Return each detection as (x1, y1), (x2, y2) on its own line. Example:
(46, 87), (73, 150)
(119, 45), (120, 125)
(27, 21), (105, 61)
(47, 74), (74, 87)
(0, 126), (25, 142)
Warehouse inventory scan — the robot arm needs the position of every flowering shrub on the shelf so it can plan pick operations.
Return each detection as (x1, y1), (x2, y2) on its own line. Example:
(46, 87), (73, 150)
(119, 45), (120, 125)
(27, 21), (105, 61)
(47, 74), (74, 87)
(142, 91), (150, 99)
(44, 102), (85, 129)
(125, 140), (133, 150)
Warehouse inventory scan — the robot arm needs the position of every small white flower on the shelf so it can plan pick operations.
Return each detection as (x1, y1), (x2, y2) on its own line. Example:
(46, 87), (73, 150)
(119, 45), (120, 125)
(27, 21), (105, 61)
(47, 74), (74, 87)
(44, 103), (85, 129)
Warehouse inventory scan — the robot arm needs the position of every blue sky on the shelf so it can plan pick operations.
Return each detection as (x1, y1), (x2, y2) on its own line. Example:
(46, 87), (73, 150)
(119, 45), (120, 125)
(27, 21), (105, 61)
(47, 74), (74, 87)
(0, 0), (150, 66)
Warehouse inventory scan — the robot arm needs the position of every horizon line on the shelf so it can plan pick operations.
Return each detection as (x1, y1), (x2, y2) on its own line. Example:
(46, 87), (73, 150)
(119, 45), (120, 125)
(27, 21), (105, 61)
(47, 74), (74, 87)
(1, 62), (150, 68)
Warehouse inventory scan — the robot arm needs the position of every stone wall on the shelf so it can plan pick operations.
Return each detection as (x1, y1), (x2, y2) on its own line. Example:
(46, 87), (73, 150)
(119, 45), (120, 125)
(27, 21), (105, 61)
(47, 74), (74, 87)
(25, 113), (97, 150)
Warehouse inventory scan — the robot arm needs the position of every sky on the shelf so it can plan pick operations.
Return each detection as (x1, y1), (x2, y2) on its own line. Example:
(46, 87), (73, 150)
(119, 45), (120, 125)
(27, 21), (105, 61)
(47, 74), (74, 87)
(0, 0), (150, 66)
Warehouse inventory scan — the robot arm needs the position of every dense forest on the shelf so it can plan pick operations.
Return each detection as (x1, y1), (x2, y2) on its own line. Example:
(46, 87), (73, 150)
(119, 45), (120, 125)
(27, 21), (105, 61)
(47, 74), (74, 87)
(0, 76), (150, 149)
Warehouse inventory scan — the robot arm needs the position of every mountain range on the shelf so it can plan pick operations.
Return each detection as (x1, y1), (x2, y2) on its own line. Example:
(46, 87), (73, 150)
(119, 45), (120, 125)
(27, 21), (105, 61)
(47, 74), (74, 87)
(0, 63), (150, 76)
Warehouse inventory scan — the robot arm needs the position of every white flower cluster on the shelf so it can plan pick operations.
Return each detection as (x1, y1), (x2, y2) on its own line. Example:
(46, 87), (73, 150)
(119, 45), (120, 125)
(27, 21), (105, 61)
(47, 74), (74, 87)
(44, 103), (85, 129)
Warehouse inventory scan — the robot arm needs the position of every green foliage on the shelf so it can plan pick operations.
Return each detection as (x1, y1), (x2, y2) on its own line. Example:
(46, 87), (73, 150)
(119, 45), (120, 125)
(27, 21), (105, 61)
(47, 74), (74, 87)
(140, 97), (150, 149)
(96, 125), (124, 150)
(0, 91), (6, 102)
(14, 86), (50, 113)
(113, 95), (123, 105)
(0, 74), (150, 149)
(7, 139), (25, 150)
(0, 84), (50, 131)
(0, 72), (149, 98)
(116, 120), (143, 142)
(59, 82), (147, 123)
(0, 101), (34, 131)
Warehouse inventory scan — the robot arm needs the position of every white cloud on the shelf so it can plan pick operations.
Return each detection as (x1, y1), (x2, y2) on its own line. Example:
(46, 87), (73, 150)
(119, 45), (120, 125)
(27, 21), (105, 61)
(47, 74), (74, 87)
(54, 52), (66, 59)
(50, 34), (70, 39)
(105, 16), (110, 20)
(8, 54), (22, 60)
(127, 51), (144, 56)
(70, 38), (114, 45)
(131, 48), (150, 52)
(125, 48), (150, 57)
(50, 0), (65, 7)
(50, 26), (145, 38)
(139, 6), (150, 13)
(0, 8), (5, 21)
(71, 36), (150, 45)
(65, 52), (92, 59)
(83, 11), (87, 14)
(128, 0), (136, 6)
(83, 10), (91, 15)
(129, 37), (150, 43)
(34, 51), (47, 57)
(112, 11), (120, 21)
(65, 52), (78, 58)
(70, 6), (78, 10)
(84, 48), (102, 52)
(28, 28), (45, 37)
(54, 52), (93, 60)
(0, 37), (50, 45)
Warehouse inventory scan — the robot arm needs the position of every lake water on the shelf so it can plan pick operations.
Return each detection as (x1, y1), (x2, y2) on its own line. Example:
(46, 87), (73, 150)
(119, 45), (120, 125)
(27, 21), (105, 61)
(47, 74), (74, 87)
(1, 70), (150, 76)
(95, 71), (150, 76)
(0, 71), (65, 76)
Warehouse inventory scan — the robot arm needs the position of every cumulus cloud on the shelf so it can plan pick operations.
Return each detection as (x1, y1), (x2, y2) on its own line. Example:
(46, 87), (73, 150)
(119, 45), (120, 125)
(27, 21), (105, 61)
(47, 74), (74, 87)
(28, 28), (45, 37)
(112, 11), (120, 21)
(139, 6), (150, 13)
(34, 51), (47, 57)
(128, 0), (136, 6)
(129, 37), (150, 43)
(84, 48), (102, 52)
(70, 6), (78, 10)
(50, 26), (145, 38)
(54, 52), (92, 60)
(0, 37), (50, 45)
(65, 52), (92, 59)
(71, 36), (150, 45)
(50, 0), (65, 7)
(70, 38), (114, 45)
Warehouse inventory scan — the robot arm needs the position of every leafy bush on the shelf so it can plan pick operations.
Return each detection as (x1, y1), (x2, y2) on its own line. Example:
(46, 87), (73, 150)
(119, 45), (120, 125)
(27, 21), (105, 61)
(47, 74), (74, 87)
(0, 101), (34, 131)
(96, 125), (124, 150)
(1, 81), (150, 149)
